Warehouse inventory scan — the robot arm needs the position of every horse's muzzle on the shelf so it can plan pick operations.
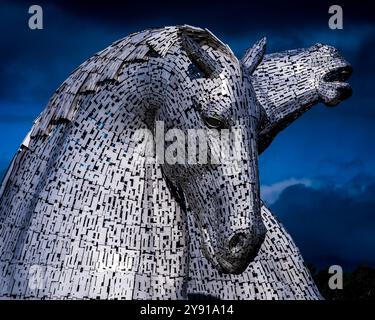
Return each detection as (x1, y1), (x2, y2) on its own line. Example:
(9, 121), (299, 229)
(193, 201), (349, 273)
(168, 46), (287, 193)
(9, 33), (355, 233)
(217, 228), (266, 274)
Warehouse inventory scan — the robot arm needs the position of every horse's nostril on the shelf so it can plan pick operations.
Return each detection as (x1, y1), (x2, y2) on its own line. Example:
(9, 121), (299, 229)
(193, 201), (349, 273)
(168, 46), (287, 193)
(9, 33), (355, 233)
(228, 232), (248, 253)
(337, 86), (353, 100)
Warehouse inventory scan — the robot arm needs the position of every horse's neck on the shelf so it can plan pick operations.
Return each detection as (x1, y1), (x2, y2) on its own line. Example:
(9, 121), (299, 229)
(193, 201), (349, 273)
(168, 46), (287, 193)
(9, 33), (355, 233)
(55, 94), (190, 299)
(0, 82), (190, 298)
(119, 161), (189, 299)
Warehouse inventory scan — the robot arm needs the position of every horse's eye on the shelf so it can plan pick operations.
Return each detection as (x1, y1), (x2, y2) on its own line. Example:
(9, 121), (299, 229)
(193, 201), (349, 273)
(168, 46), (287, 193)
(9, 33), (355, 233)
(188, 62), (207, 80)
(202, 115), (225, 129)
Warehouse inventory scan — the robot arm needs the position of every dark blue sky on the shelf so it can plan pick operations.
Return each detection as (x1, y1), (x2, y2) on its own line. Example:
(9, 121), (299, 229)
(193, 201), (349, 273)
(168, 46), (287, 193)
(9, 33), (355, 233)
(0, 0), (374, 270)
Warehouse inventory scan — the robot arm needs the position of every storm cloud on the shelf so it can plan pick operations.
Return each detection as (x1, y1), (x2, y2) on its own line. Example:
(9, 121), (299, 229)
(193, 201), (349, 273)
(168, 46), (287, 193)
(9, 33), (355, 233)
(272, 175), (375, 270)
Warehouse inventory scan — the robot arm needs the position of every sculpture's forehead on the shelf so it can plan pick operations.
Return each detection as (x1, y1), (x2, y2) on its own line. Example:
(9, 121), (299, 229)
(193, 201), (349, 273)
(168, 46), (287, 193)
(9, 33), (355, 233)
(194, 75), (258, 123)
(194, 70), (245, 102)
(217, 52), (242, 75)
(261, 46), (345, 70)
(308, 47), (349, 71)
(198, 57), (244, 90)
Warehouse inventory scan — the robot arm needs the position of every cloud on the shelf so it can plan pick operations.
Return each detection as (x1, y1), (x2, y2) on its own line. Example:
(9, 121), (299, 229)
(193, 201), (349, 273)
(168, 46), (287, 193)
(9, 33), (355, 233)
(271, 174), (375, 270)
(312, 158), (373, 186)
(261, 178), (313, 205)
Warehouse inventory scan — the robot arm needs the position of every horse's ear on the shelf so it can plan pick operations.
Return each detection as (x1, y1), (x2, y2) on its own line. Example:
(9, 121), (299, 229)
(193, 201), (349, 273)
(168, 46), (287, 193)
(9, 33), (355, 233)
(241, 37), (267, 74)
(180, 33), (222, 78)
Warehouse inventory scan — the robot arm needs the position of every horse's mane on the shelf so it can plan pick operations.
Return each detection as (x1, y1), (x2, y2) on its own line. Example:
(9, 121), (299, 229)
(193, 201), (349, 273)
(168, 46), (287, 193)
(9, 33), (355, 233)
(30, 25), (234, 138)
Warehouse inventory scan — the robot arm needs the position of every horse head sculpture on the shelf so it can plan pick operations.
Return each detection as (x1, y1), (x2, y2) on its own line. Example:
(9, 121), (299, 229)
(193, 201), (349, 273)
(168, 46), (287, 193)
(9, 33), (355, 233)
(253, 43), (353, 153)
(0, 25), (353, 299)
(146, 31), (269, 274)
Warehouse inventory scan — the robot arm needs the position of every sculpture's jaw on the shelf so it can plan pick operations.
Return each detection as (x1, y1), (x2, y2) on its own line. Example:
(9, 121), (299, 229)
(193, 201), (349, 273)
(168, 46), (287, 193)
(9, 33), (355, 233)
(216, 254), (256, 275)
(319, 64), (353, 106)
(201, 244), (258, 275)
